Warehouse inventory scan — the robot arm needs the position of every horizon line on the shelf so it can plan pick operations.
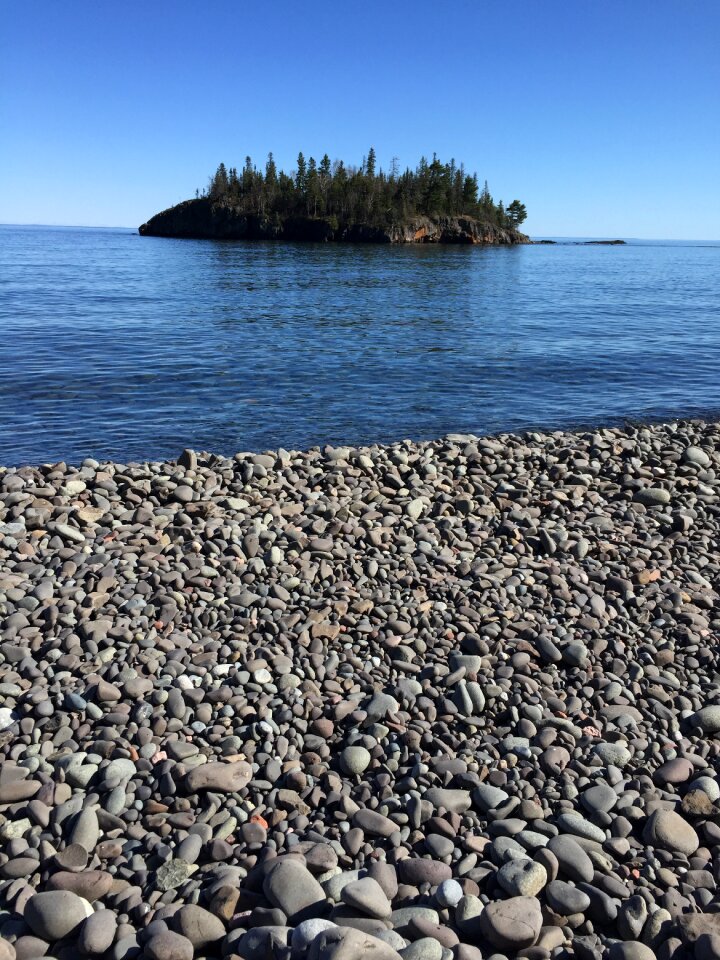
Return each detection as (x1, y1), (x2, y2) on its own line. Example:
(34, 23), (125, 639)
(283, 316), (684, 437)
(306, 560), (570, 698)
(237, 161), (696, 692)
(1, 222), (719, 244)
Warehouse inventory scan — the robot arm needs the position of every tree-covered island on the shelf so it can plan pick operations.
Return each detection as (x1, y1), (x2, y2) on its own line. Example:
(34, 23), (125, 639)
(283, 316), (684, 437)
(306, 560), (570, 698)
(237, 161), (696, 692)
(139, 149), (530, 244)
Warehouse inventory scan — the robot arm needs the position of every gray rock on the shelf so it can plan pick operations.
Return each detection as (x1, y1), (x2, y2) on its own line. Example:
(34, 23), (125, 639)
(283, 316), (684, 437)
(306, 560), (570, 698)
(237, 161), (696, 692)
(145, 931), (194, 960)
(479, 896), (543, 950)
(690, 706), (720, 735)
(78, 909), (118, 955)
(341, 877), (391, 919)
(174, 904), (225, 949)
(340, 747), (371, 776)
(643, 809), (699, 856)
(264, 858), (326, 921)
(635, 488), (671, 506)
(435, 879), (463, 909)
(545, 880), (591, 916)
(25, 890), (92, 942)
(292, 920), (338, 954)
(423, 788), (472, 814)
(547, 835), (595, 883)
(496, 858), (547, 897)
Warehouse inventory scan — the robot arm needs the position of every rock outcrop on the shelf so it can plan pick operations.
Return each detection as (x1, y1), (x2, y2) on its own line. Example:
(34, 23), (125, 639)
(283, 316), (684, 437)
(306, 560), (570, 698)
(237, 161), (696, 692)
(138, 198), (529, 245)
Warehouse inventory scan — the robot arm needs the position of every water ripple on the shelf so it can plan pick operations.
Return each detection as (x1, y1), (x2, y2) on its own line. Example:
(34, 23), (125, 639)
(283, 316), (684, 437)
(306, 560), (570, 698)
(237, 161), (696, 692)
(1, 226), (719, 465)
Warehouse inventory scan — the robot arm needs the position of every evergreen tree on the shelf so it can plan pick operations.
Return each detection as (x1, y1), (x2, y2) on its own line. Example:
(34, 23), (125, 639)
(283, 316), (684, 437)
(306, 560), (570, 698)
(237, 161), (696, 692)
(306, 157), (320, 216)
(265, 152), (277, 185)
(295, 152), (307, 194)
(197, 150), (525, 231)
(209, 163), (229, 200)
(506, 200), (527, 227)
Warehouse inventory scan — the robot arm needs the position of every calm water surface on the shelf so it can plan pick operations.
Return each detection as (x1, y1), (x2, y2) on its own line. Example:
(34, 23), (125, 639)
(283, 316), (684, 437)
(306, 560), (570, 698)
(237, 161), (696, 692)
(1, 225), (719, 466)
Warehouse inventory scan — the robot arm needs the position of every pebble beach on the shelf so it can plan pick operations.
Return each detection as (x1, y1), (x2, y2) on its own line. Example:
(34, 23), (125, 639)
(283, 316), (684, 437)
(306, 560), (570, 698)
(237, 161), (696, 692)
(1, 419), (720, 960)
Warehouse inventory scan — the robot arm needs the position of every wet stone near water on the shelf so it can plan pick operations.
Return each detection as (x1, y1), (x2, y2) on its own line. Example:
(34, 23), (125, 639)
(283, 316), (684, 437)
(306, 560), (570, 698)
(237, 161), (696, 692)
(1, 420), (720, 959)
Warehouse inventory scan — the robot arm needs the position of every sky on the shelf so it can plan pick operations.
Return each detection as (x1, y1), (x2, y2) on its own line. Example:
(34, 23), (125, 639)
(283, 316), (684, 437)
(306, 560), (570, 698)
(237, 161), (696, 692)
(1, 0), (719, 239)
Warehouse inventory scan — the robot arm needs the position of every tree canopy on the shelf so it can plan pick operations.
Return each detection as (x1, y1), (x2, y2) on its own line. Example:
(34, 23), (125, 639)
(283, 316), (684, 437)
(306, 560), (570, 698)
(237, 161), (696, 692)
(203, 150), (526, 230)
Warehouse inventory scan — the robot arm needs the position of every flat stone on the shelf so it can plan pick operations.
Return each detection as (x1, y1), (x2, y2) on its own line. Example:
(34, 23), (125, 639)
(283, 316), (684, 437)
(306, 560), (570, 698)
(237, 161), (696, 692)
(145, 931), (194, 960)
(341, 877), (392, 919)
(643, 809), (699, 856)
(547, 835), (595, 883)
(352, 809), (397, 837)
(397, 858), (452, 887)
(307, 926), (402, 960)
(635, 488), (671, 506)
(264, 858), (326, 921)
(423, 788), (472, 814)
(184, 760), (252, 792)
(545, 880), (591, 915)
(581, 783), (618, 814)
(479, 896), (543, 950)
(174, 904), (225, 949)
(473, 783), (509, 812)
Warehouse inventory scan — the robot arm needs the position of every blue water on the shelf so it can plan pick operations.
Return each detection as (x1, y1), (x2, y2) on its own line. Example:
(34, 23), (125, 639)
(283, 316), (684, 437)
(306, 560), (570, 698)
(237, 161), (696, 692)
(1, 225), (719, 466)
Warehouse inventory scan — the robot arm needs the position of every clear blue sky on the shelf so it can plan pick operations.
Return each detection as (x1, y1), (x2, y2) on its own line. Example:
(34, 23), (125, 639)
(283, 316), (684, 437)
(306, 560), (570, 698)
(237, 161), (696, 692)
(1, 0), (718, 238)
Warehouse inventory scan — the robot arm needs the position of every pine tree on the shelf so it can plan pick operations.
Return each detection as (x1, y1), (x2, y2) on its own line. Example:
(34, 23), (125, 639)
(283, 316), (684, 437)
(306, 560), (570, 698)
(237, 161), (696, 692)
(265, 152), (277, 185)
(209, 163), (229, 199)
(506, 200), (527, 227)
(295, 152), (307, 194)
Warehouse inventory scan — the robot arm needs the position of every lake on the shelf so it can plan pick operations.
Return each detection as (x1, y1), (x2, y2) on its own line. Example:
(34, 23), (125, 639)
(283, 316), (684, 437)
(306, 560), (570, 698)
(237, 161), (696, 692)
(1, 225), (719, 466)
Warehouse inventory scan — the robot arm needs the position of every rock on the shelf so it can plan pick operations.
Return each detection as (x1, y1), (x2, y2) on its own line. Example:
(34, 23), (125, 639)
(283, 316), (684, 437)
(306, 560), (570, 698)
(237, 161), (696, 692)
(353, 809), (397, 838)
(264, 858), (326, 921)
(184, 760), (252, 792)
(545, 880), (591, 915)
(435, 879), (463, 909)
(643, 809), (699, 856)
(635, 488), (671, 506)
(547, 835), (595, 883)
(340, 747), (371, 776)
(608, 944), (657, 960)
(684, 445), (711, 467)
(691, 706), (720, 735)
(594, 742), (632, 767)
(156, 859), (192, 891)
(341, 877), (392, 919)
(174, 904), (225, 949)
(307, 926), (402, 960)
(400, 939), (442, 960)
(145, 932), (194, 960)
(473, 784), (509, 812)
(581, 783), (617, 814)
(479, 896), (543, 950)
(78, 909), (118, 955)
(423, 788), (472, 814)
(292, 920), (338, 954)
(397, 859), (452, 887)
(496, 858), (547, 897)
(25, 890), (92, 941)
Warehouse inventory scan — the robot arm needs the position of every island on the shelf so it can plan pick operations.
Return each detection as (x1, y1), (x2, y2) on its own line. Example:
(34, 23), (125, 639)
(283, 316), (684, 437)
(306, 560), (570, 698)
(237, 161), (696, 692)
(139, 150), (530, 245)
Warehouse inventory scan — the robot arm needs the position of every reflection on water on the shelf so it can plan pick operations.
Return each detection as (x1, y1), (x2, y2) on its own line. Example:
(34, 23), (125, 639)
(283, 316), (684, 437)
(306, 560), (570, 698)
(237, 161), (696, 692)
(1, 226), (719, 466)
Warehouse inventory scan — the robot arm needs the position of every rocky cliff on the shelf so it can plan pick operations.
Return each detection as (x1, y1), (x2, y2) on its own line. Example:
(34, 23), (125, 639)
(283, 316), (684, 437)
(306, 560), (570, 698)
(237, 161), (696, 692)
(138, 198), (529, 245)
